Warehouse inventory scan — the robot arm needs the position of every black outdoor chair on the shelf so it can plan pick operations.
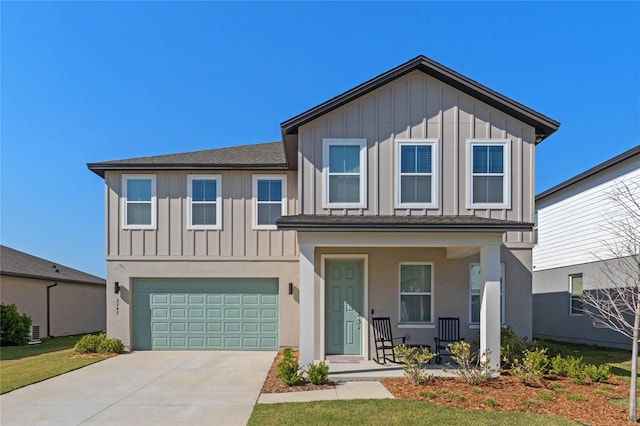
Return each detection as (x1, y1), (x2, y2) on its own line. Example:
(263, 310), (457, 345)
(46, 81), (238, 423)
(433, 317), (464, 364)
(371, 317), (406, 364)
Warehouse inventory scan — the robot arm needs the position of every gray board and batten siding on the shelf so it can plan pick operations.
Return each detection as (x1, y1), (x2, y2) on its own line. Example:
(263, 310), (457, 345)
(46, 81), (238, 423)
(296, 70), (536, 245)
(104, 170), (298, 259)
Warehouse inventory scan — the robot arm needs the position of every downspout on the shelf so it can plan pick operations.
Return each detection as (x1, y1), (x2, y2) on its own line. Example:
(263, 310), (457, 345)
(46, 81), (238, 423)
(47, 265), (60, 338)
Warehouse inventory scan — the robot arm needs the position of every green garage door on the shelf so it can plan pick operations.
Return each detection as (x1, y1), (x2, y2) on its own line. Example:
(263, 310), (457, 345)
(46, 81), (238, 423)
(132, 278), (278, 350)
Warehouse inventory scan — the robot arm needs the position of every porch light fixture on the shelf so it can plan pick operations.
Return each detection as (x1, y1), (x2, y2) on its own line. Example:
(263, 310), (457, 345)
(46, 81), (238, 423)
(114, 281), (120, 294)
(288, 282), (293, 295)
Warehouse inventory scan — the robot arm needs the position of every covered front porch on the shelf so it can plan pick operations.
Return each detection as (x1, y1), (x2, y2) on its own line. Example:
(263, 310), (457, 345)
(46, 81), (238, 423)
(277, 215), (534, 373)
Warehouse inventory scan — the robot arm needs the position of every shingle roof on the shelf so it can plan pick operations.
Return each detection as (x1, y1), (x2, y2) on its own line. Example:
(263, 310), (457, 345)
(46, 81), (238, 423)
(87, 141), (287, 177)
(0, 245), (105, 286)
(276, 215), (533, 232)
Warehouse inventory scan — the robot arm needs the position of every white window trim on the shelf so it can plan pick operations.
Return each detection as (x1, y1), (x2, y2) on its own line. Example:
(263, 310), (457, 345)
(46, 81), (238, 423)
(394, 139), (438, 209)
(469, 262), (506, 327)
(398, 262), (435, 327)
(322, 138), (367, 209)
(466, 139), (511, 209)
(122, 174), (156, 230)
(569, 273), (583, 316)
(187, 174), (222, 230)
(252, 174), (287, 230)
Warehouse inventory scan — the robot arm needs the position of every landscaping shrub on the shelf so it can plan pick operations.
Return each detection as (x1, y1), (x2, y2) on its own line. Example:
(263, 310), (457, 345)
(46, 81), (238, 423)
(446, 341), (495, 385)
(511, 348), (549, 387)
(584, 363), (611, 383)
(0, 303), (32, 346)
(500, 326), (529, 368)
(306, 361), (330, 385)
(549, 354), (611, 384)
(393, 344), (435, 385)
(74, 333), (124, 354)
(276, 348), (302, 386)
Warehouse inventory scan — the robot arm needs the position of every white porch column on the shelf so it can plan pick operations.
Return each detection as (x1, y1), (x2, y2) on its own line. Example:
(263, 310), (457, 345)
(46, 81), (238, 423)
(299, 243), (315, 366)
(480, 245), (501, 376)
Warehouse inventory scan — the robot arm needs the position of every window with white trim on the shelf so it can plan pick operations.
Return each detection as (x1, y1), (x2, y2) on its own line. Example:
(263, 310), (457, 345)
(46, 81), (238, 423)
(122, 175), (156, 229)
(323, 138), (367, 208)
(569, 274), (583, 316)
(469, 263), (505, 325)
(467, 139), (511, 209)
(187, 175), (221, 230)
(399, 263), (433, 324)
(395, 139), (438, 208)
(253, 175), (287, 229)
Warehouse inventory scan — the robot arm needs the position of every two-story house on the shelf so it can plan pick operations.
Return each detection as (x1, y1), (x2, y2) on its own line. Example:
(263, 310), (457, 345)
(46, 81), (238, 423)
(88, 55), (559, 368)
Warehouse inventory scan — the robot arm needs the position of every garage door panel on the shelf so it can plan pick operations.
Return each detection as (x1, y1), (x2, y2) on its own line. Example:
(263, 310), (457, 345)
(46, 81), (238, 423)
(133, 278), (278, 350)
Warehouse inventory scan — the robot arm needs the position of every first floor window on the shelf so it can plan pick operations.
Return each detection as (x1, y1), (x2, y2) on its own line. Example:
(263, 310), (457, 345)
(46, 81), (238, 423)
(469, 263), (505, 324)
(187, 175), (221, 229)
(253, 175), (287, 229)
(399, 263), (433, 323)
(468, 140), (511, 209)
(569, 274), (583, 315)
(123, 175), (156, 229)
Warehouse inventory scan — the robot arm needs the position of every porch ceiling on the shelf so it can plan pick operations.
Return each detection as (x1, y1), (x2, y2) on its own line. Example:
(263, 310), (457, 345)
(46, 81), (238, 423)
(277, 214), (533, 232)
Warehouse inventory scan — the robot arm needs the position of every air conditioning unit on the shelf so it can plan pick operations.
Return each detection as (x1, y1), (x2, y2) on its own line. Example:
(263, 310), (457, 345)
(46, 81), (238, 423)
(29, 324), (41, 344)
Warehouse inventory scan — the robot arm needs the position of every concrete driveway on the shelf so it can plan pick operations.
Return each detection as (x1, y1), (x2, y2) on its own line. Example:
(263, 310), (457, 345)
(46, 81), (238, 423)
(0, 351), (276, 426)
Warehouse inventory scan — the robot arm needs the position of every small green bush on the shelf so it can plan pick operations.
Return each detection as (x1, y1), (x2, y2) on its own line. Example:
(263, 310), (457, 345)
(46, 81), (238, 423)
(74, 333), (124, 354)
(394, 344), (435, 385)
(584, 364), (611, 383)
(511, 348), (549, 387)
(277, 348), (302, 386)
(306, 361), (329, 385)
(500, 326), (529, 368)
(446, 341), (495, 385)
(566, 393), (588, 402)
(0, 303), (32, 346)
(481, 398), (498, 407)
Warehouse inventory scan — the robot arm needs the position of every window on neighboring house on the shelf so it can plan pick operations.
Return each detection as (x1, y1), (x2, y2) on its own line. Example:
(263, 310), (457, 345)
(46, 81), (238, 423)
(187, 175), (221, 230)
(399, 263), (433, 324)
(323, 138), (367, 208)
(569, 274), (583, 316)
(469, 263), (505, 325)
(533, 210), (539, 245)
(123, 175), (156, 229)
(395, 139), (438, 208)
(253, 175), (287, 229)
(468, 140), (511, 209)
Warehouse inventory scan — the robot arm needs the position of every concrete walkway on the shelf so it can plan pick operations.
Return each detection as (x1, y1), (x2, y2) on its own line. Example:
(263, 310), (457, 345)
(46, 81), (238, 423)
(1, 351), (275, 426)
(258, 381), (393, 404)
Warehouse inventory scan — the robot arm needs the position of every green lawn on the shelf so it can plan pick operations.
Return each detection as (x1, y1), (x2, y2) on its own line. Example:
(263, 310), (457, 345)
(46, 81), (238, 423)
(249, 400), (578, 426)
(0, 335), (108, 394)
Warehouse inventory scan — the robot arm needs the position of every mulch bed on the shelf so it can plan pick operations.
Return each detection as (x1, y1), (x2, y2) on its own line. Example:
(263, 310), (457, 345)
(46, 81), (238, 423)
(381, 374), (632, 425)
(261, 351), (634, 424)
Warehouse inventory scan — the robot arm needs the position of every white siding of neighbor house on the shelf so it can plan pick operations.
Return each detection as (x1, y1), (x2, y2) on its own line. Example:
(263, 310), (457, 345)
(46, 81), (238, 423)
(533, 160), (640, 272)
(105, 170), (298, 259)
(297, 70), (537, 244)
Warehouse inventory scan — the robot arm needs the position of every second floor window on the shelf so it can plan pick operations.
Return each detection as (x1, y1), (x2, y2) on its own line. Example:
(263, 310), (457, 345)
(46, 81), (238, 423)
(323, 138), (367, 208)
(468, 139), (511, 209)
(395, 139), (437, 208)
(253, 175), (287, 229)
(123, 175), (156, 229)
(187, 175), (221, 230)
(569, 274), (583, 315)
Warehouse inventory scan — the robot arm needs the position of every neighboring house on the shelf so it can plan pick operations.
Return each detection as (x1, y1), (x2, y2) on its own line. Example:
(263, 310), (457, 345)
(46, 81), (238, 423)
(532, 145), (640, 349)
(0, 245), (106, 338)
(87, 55), (559, 367)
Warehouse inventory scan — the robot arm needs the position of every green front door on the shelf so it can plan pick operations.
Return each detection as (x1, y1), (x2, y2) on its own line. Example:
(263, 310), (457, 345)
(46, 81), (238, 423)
(325, 260), (363, 355)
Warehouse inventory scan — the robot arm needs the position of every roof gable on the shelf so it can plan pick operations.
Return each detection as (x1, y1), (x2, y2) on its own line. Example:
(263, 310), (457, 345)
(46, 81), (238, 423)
(281, 55), (560, 143)
(0, 245), (105, 286)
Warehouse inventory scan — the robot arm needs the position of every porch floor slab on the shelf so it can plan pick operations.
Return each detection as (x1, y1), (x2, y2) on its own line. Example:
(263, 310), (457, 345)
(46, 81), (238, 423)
(327, 360), (457, 381)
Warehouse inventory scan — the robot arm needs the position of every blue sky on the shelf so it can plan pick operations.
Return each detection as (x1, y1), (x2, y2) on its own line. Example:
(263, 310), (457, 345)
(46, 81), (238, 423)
(2, 2), (639, 278)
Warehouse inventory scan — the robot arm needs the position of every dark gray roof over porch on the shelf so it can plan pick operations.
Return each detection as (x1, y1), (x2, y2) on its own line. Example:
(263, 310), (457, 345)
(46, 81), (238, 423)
(276, 215), (533, 232)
